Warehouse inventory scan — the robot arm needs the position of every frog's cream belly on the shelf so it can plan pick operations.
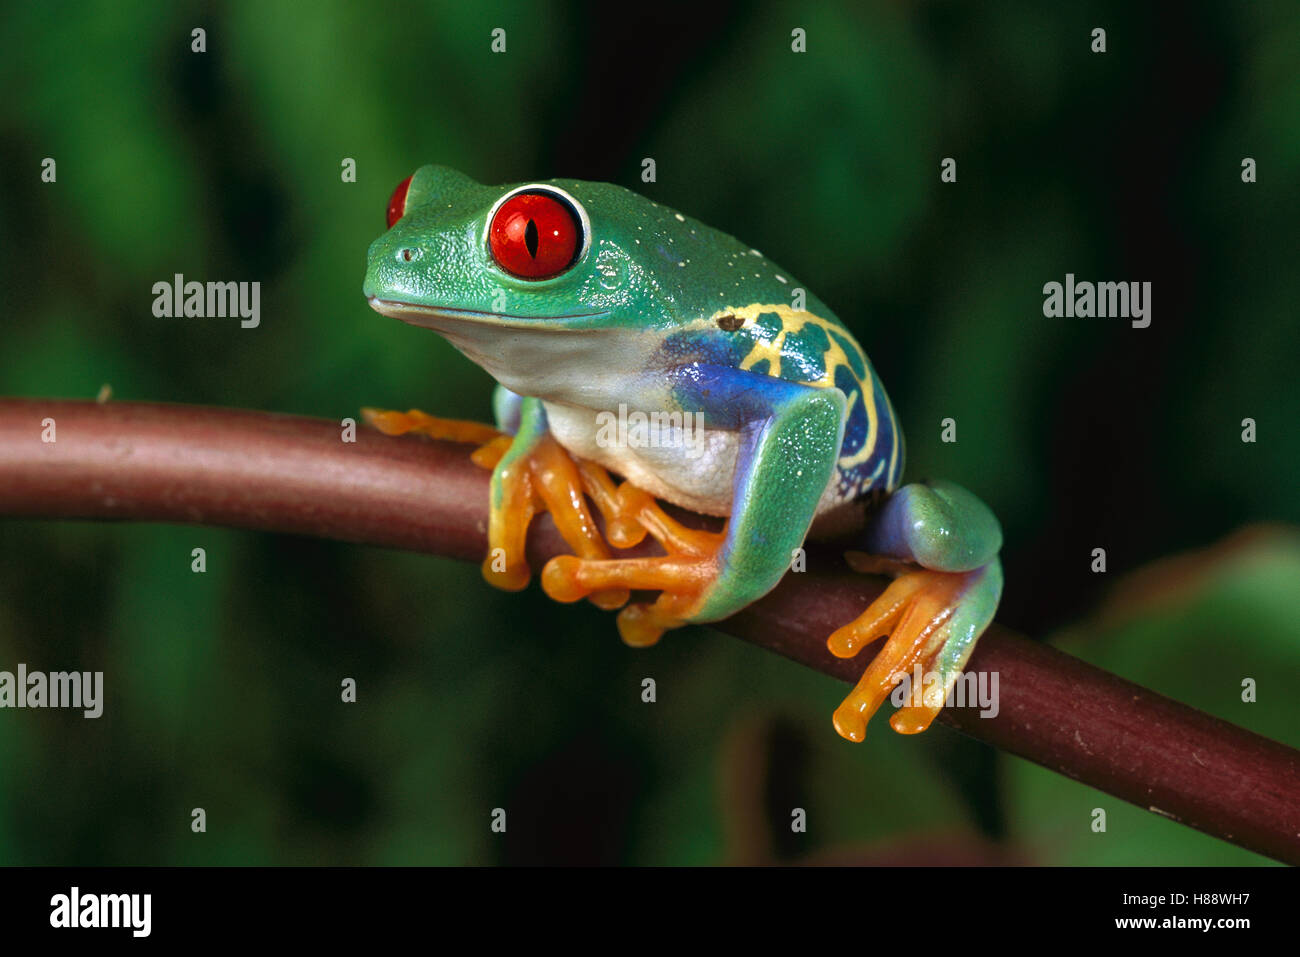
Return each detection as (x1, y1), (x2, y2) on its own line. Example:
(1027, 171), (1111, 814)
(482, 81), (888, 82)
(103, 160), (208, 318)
(542, 402), (845, 519)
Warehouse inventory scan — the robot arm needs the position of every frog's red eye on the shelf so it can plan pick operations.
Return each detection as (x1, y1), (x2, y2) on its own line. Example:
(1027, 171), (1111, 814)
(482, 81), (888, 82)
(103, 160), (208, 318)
(488, 192), (582, 280)
(386, 175), (412, 228)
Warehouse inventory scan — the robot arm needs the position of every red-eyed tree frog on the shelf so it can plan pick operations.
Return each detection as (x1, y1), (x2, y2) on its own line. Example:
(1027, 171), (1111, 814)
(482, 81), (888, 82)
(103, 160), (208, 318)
(362, 166), (1003, 740)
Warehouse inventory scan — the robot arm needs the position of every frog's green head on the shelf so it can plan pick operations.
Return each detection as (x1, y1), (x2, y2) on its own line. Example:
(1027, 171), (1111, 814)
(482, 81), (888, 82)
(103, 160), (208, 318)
(363, 166), (816, 399)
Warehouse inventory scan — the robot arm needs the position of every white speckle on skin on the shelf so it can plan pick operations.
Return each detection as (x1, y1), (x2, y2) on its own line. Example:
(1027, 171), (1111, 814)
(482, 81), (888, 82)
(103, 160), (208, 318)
(749, 249), (762, 257)
(674, 213), (685, 222)
(677, 261), (685, 267)
(776, 275), (787, 283)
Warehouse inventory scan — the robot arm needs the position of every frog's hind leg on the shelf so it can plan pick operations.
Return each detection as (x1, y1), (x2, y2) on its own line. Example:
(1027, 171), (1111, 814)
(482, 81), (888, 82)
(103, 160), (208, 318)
(830, 480), (1003, 741)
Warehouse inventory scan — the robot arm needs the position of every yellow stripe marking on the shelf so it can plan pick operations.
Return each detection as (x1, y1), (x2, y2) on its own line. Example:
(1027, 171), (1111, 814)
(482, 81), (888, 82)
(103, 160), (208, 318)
(700, 304), (888, 472)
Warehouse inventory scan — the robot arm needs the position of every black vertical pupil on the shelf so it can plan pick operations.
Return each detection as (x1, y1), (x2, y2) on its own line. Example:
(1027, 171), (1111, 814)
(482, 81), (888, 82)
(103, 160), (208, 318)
(524, 219), (539, 258)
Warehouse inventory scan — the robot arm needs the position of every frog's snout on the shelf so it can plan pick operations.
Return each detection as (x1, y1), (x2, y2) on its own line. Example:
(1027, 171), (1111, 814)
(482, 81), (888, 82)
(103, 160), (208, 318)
(362, 233), (422, 301)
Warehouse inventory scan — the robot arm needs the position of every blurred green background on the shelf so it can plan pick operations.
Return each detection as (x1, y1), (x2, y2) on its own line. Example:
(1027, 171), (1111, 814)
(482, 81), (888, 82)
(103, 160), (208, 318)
(1, 0), (1297, 865)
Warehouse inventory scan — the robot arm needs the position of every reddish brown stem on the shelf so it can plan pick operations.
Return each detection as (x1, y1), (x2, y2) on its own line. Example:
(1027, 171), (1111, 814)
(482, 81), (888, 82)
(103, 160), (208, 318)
(2, 398), (1298, 863)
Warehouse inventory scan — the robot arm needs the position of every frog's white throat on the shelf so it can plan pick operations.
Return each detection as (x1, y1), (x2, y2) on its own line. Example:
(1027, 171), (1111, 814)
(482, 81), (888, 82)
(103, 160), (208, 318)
(368, 297), (653, 411)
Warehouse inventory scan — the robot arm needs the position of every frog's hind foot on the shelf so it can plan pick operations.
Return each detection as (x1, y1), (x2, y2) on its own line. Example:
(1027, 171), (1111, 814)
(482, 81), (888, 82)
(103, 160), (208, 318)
(540, 485), (726, 648)
(828, 556), (1002, 741)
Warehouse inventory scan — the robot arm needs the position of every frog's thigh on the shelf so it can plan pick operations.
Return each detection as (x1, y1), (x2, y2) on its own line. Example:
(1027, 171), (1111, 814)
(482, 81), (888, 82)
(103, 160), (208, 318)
(858, 479), (1002, 573)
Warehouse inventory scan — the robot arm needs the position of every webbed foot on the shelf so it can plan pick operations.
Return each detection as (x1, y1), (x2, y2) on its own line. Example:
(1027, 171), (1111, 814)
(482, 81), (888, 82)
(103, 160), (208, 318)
(361, 406), (633, 609)
(828, 555), (1002, 741)
(540, 485), (726, 648)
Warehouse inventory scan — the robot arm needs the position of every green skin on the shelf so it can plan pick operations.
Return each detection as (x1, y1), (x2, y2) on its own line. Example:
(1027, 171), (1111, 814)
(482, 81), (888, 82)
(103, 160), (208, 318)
(364, 166), (1002, 684)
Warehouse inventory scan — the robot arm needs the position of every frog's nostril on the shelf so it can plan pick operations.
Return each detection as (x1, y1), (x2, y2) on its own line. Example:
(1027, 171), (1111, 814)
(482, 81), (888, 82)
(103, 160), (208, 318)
(398, 248), (422, 263)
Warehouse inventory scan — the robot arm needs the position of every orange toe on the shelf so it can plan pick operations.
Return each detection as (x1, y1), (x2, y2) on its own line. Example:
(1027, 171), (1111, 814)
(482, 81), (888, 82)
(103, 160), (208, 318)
(829, 568), (974, 741)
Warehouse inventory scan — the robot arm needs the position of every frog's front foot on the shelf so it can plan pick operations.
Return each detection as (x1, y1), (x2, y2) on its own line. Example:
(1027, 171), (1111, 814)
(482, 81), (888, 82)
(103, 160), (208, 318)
(828, 556), (1002, 741)
(362, 405), (633, 609)
(540, 485), (726, 647)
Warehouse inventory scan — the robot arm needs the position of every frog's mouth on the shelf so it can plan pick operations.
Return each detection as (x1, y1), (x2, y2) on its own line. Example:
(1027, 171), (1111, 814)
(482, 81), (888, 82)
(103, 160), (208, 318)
(367, 297), (609, 330)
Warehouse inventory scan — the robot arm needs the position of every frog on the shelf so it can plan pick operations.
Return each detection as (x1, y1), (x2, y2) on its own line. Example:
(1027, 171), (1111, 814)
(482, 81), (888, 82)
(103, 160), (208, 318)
(362, 165), (1003, 740)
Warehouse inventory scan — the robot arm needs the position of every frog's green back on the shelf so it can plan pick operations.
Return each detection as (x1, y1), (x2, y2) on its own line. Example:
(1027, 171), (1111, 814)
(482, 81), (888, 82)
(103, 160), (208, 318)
(547, 177), (844, 327)
(553, 176), (905, 494)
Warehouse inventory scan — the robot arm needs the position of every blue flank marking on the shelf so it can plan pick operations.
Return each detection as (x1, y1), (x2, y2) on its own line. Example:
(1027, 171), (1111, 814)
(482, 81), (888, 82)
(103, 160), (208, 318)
(655, 325), (901, 498)
(835, 365), (868, 459)
(667, 363), (805, 430)
(835, 362), (900, 497)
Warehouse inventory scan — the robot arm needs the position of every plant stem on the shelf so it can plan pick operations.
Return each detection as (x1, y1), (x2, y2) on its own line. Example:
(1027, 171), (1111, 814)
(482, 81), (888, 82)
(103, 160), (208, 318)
(2, 398), (1297, 863)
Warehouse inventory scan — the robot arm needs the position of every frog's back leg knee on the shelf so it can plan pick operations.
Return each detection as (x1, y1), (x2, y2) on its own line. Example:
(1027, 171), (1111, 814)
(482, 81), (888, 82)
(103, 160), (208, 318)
(859, 479), (1001, 573)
